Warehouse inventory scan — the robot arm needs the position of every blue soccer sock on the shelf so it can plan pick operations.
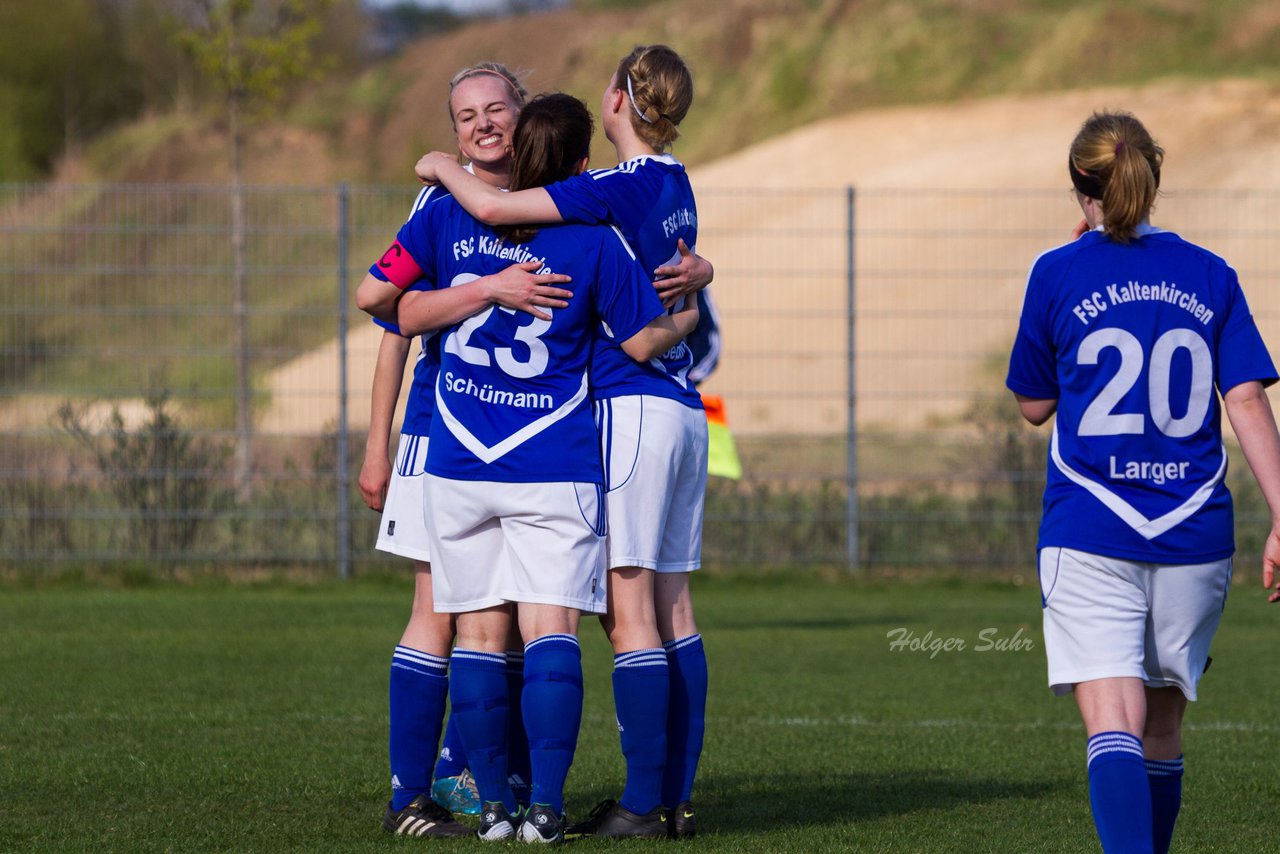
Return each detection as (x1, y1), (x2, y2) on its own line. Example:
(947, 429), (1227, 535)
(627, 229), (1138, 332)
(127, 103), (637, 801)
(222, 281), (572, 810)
(1086, 731), (1154, 854)
(432, 713), (467, 780)
(612, 648), (669, 815)
(505, 649), (533, 806)
(662, 634), (707, 808)
(449, 648), (517, 813)
(388, 645), (449, 811)
(1146, 755), (1183, 854)
(522, 634), (583, 814)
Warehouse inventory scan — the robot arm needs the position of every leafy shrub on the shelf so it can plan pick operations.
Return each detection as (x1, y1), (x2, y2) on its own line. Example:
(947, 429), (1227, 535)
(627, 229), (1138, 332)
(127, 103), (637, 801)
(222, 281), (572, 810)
(57, 393), (231, 566)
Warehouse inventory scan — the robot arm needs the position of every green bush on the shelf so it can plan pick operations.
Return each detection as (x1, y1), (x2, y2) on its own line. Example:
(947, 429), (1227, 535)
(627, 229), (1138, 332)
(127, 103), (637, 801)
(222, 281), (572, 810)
(57, 393), (232, 567)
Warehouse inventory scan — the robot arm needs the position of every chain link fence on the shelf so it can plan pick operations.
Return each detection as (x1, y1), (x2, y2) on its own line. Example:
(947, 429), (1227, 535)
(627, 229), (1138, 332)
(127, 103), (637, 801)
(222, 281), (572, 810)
(3, 183), (1278, 573)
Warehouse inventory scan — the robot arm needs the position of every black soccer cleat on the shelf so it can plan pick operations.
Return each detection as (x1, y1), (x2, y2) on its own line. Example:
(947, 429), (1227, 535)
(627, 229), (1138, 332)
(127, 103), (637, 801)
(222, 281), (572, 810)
(667, 800), (696, 839)
(566, 798), (667, 838)
(518, 803), (565, 844)
(382, 794), (471, 837)
(477, 800), (520, 841)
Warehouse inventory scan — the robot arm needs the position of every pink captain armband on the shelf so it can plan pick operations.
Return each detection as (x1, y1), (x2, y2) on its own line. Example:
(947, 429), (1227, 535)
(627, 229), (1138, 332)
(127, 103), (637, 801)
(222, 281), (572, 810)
(375, 241), (423, 290)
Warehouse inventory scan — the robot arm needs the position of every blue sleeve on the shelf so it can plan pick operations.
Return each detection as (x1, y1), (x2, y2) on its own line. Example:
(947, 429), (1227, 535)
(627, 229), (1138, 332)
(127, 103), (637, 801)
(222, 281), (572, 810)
(1215, 266), (1278, 392)
(592, 229), (664, 343)
(367, 200), (442, 283)
(686, 289), (721, 384)
(545, 172), (614, 226)
(1006, 262), (1060, 399)
(394, 208), (438, 278)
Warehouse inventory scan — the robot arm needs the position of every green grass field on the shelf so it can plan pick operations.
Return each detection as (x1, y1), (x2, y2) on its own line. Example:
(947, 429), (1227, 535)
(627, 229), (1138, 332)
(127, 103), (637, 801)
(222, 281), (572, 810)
(2, 573), (1277, 852)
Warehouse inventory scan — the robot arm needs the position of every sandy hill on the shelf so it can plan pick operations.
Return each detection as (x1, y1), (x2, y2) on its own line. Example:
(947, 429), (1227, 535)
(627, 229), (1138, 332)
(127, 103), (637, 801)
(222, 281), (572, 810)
(260, 77), (1280, 438)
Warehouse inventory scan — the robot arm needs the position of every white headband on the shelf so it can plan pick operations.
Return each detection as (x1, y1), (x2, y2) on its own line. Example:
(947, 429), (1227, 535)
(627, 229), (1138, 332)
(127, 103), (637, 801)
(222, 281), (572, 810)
(626, 74), (655, 125)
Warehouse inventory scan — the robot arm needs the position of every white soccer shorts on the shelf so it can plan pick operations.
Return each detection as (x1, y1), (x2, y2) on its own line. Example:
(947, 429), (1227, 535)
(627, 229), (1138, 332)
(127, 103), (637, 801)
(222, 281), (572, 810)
(424, 475), (607, 614)
(595, 394), (708, 573)
(374, 433), (432, 562)
(1038, 546), (1232, 700)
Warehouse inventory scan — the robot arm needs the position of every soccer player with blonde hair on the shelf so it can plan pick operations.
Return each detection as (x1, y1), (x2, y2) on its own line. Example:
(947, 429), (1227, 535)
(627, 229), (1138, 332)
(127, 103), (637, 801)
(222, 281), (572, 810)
(1008, 110), (1280, 854)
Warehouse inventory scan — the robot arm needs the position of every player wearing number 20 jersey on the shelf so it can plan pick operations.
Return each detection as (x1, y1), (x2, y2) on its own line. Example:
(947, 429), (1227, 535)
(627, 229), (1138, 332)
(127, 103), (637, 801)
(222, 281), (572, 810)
(1008, 224), (1277, 563)
(1008, 111), (1280, 854)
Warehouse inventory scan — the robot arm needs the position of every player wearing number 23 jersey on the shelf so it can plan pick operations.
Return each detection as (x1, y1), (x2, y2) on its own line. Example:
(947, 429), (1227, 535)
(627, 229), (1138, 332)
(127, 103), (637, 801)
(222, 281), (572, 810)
(384, 199), (667, 487)
(371, 94), (700, 836)
(411, 52), (714, 835)
(1008, 224), (1277, 562)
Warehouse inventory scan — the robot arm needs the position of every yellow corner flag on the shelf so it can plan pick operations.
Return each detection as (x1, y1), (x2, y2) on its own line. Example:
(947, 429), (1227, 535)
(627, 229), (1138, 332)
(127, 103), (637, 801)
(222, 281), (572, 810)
(702, 393), (742, 480)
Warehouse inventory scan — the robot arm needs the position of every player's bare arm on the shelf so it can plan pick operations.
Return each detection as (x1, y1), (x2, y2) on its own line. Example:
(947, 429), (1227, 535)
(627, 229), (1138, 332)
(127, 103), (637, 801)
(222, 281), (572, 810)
(1222, 380), (1280, 602)
(1014, 393), (1057, 426)
(416, 151), (562, 226)
(620, 299), (699, 362)
(397, 262), (573, 336)
(355, 271), (403, 322)
(653, 238), (713, 308)
(359, 331), (411, 512)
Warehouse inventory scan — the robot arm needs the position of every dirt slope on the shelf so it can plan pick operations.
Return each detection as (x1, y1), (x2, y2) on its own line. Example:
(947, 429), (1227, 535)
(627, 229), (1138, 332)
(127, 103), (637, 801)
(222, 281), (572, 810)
(261, 77), (1280, 437)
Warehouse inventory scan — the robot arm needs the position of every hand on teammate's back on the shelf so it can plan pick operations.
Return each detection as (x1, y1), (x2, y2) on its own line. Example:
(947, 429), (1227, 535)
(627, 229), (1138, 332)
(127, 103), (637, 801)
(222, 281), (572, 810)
(653, 239), (712, 308)
(484, 261), (573, 321)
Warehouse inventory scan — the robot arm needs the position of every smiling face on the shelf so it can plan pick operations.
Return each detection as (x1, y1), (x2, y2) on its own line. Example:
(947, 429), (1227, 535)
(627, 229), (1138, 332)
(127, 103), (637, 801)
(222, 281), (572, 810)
(449, 74), (521, 176)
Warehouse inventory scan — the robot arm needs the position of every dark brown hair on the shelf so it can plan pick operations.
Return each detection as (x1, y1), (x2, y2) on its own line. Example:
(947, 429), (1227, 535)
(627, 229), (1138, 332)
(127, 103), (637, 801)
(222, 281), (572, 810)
(500, 93), (594, 244)
(1069, 111), (1164, 244)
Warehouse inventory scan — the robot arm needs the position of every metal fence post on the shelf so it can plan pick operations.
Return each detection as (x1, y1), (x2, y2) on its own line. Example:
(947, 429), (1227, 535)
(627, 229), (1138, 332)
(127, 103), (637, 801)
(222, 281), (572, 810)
(336, 183), (352, 579)
(845, 185), (859, 571)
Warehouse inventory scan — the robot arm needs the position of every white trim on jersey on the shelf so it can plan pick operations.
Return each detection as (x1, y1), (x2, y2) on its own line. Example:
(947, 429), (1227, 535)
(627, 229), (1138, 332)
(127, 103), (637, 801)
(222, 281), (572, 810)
(609, 225), (638, 260)
(433, 370), (591, 465)
(407, 185), (439, 221)
(588, 153), (679, 181)
(407, 163), (477, 221)
(649, 350), (691, 390)
(1049, 425), (1227, 540)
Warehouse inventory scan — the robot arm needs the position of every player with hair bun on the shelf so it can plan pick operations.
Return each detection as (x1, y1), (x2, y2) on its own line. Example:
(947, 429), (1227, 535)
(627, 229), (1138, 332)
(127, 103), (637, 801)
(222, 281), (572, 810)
(417, 44), (714, 840)
(1008, 110), (1280, 854)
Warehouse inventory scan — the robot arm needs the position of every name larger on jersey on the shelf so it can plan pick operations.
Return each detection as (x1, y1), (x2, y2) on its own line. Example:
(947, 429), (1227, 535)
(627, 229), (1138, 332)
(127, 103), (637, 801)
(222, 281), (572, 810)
(1050, 425), (1226, 541)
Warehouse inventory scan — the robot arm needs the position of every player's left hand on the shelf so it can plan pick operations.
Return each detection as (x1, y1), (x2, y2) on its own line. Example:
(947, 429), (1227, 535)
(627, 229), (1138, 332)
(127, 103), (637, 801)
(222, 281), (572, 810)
(415, 151), (457, 185)
(1264, 527), (1280, 603)
(358, 453), (391, 512)
(654, 239), (713, 308)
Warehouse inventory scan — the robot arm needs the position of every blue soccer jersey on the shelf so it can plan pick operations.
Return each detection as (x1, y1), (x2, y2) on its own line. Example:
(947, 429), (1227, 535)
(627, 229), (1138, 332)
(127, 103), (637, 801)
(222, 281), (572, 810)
(389, 198), (665, 484)
(368, 186), (453, 442)
(1007, 226), (1278, 562)
(545, 154), (707, 407)
(686, 289), (722, 385)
